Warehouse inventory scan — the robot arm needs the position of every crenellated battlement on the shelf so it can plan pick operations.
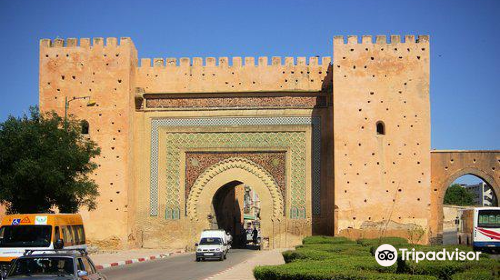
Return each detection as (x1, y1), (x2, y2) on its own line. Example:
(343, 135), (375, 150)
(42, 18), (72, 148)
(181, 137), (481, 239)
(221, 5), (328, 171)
(39, 37), (133, 48)
(39, 34), (430, 96)
(136, 55), (332, 93)
(333, 35), (429, 44)
(139, 56), (332, 68)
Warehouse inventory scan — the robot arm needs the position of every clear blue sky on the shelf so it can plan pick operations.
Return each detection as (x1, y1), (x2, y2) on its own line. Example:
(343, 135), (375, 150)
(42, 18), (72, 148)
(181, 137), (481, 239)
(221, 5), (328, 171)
(0, 0), (499, 153)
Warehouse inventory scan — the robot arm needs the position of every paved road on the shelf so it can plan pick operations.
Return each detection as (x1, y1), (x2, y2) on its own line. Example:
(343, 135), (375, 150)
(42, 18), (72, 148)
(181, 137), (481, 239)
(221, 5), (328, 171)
(102, 249), (258, 280)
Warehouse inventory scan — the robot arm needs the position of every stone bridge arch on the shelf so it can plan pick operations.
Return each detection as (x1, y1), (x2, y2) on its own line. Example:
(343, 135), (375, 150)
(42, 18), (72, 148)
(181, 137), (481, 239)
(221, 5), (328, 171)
(430, 150), (500, 243)
(186, 157), (285, 246)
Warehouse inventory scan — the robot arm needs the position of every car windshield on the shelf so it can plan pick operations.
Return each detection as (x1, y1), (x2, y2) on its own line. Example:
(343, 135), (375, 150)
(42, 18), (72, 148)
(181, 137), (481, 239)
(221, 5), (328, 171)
(199, 237), (222, 245)
(0, 226), (52, 248)
(478, 210), (500, 228)
(8, 257), (74, 277)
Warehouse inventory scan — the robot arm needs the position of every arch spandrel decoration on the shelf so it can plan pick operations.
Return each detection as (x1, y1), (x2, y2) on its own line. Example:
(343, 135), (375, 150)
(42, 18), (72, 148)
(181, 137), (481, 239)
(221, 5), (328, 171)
(187, 157), (284, 221)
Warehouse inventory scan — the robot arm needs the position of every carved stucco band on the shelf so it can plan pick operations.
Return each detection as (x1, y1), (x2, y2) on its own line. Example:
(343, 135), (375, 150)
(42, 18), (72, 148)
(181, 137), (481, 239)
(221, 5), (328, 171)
(186, 158), (284, 220)
(149, 116), (321, 217)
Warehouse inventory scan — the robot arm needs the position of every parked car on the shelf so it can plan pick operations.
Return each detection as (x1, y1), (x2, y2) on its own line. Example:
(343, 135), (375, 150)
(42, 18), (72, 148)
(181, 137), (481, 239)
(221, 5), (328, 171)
(195, 229), (230, 261)
(2, 249), (106, 280)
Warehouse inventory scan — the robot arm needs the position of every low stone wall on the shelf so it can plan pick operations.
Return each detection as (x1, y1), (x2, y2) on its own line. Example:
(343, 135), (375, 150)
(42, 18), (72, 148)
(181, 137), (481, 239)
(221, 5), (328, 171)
(338, 220), (428, 245)
(442, 205), (463, 231)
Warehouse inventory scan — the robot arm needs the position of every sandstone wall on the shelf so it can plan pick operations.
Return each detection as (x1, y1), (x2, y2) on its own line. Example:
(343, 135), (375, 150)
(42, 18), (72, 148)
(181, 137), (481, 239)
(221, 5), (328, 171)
(442, 205), (461, 231)
(332, 35), (431, 243)
(39, 38), (137, 249)
(131, 108), (327, 250)
(136, 56), (331, 93)
(130, 51), (334, 249)
(37, 35), (434, 249)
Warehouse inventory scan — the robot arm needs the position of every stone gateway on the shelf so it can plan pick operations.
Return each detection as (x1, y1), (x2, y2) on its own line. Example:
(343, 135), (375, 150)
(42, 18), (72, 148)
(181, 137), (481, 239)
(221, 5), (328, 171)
(38, 35), (499, 249)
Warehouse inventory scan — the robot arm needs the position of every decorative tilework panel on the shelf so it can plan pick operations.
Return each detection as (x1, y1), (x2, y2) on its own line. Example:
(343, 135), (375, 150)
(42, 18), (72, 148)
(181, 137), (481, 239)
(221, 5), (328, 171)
(149, 117), (321, 217)
(167, 132), (305, 218)
(146, 95), (327, 109)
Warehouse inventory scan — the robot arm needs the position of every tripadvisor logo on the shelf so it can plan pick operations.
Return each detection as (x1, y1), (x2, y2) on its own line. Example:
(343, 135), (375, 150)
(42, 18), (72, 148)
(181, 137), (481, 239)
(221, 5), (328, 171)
(375, 244), (482, 266)
(375, 244), (398, 266)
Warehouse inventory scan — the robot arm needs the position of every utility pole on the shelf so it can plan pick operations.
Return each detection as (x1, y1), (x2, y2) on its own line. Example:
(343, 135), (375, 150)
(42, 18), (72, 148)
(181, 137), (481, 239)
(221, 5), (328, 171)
(64, 96), (96, 130)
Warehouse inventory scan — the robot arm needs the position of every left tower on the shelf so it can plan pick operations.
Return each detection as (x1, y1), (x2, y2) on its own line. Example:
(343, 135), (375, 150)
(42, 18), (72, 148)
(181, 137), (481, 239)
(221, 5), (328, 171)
(39, 37), (138, 249)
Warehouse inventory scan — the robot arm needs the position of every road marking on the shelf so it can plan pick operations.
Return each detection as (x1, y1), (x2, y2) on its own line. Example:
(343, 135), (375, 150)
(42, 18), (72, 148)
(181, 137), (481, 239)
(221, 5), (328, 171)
(202, 260), (249, 280)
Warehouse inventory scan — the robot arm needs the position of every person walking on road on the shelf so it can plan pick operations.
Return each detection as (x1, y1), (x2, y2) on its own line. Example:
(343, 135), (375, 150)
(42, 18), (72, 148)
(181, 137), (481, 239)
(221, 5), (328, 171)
(252, 227), (258, 244)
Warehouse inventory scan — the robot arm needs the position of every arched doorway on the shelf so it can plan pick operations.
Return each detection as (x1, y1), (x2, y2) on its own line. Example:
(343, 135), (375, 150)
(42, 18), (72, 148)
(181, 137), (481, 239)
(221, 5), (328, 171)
(442, 174), (498, 245)
(430, 150), (500, 244)
(210, 181), (261, 248)
(186, 158), (284, 249)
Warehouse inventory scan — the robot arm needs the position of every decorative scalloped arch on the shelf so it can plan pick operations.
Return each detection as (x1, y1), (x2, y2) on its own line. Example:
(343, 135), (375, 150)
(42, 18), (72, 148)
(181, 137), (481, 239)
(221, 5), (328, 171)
(187, 157), (284, 220)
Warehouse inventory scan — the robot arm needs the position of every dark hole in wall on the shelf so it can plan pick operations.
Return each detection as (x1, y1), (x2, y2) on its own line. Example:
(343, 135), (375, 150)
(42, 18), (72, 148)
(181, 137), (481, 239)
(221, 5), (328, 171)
(376, 121), (385, 135)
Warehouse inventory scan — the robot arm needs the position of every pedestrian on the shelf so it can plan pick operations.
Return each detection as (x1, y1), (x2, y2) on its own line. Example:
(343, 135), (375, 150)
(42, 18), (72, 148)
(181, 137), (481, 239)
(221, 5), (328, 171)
(252, 227), (258, 244)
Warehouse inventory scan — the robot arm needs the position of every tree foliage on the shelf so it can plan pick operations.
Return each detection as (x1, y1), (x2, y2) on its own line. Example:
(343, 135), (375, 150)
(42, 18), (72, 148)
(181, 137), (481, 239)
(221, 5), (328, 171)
(443, 184), (475, 206)
(0, 107), (100, 214)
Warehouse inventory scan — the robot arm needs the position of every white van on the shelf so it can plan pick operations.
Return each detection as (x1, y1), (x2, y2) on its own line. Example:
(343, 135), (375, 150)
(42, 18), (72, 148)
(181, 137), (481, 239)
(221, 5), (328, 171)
(195, 230), (229, 261)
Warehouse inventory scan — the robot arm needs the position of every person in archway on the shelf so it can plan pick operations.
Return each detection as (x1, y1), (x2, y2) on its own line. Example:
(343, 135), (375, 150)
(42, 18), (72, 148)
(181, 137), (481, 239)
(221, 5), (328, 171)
(252, 227), (258, 245)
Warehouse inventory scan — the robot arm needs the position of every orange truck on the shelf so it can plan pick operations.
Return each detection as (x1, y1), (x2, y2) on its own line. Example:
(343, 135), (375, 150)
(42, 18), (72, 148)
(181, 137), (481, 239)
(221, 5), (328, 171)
(0, 214), (86, 271)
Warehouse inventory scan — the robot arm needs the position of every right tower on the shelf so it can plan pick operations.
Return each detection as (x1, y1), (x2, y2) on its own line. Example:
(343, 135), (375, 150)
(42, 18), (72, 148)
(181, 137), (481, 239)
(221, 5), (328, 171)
(333, 35), (431, 242)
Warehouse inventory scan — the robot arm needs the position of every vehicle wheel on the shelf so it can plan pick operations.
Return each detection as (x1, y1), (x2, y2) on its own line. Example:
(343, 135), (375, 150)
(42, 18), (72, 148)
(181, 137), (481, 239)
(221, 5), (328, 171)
(224, 253), (227, 259)
(219, 255), (224, 261)
(196, 257), (201, 262)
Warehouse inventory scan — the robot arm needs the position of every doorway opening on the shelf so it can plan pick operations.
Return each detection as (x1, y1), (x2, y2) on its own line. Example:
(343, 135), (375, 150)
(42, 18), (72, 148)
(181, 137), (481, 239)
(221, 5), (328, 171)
(442, 174), (498, 245)
(210, 181), (261, 248)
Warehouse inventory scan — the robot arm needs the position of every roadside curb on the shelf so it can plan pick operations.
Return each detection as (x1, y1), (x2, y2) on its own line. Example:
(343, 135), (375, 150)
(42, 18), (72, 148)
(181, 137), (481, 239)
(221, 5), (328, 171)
(95, 249), (186, 270)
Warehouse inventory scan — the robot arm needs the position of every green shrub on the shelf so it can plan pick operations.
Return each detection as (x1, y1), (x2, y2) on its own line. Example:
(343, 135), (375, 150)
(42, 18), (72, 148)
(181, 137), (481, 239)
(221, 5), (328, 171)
(303, 236), (355, 245)
(402, 258), (500, 280)
(284, 243), (371, 262)
(401, 260), (466, 280)
(282, 249), (334, 263)
(357, 237), (408, 247)
(268, 236), (499, 280)
(254, 260), (437, 280)
(299, 243), (372, 254)
(323, 256), (398, 273)
(278, 257), (398, 273)
(451, 269), (498, 280)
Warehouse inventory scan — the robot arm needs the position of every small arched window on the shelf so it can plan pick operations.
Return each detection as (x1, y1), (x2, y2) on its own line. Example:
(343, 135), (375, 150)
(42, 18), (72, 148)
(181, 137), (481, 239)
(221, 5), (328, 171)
(376, 121), (385, 135)
(81, 120), (89, 135)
